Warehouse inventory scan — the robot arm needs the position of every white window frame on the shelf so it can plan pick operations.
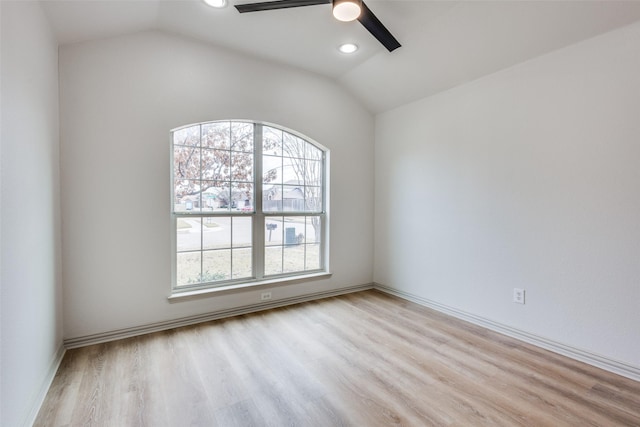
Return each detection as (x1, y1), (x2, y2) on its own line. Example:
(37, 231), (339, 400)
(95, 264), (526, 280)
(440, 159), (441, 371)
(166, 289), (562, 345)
(169, 120), (330, 298)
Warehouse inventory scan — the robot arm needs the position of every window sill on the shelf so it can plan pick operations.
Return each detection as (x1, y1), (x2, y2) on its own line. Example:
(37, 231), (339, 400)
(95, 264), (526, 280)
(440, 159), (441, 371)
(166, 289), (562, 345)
(168, 272), (332, 302)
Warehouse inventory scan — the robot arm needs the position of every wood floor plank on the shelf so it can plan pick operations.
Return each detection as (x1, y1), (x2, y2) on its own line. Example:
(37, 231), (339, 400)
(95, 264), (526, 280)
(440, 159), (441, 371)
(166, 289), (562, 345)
(214, 399), (262, 427)
(181, 323), (250, 411)
(307, 297), (540, 425)
(35, 290), (640, 426)
(34, 346), (88, 426)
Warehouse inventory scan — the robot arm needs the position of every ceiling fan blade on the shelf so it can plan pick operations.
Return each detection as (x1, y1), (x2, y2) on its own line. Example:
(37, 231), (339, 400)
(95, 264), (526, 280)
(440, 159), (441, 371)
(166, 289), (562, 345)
(357, 1), (401, 52)
(235, 0), (330, 13)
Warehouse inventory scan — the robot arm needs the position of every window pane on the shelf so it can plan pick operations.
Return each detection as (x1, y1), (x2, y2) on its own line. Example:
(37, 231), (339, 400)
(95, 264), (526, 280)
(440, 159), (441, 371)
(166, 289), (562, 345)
(233, 183), (253, 212)
(263, 126), (282, 156)
(176, 252), (201, 286)
(305, 216), (321, 270)
(264, 246), (283, 276)
(232, 152), (253, 183)
(283, 245), (304, 273)
(305, 160), (322, 186)
(263, 155), (282, 184)
(202, 122), (230, 149)
(174, 180), (201, 213)
(232, 248), (252, 279)
(276, 215), (307, 274)
(231, 122), (253, 152)
(305, 186), (322, 213)
(232, 217), (252, 248)
(282, 133), (304, 159)
(265, 217), (283, 246)
(283, 217), (305, 245)
(305, 216), (321, 243)
(199, 182), (217, 211)
(263, 184), (282, 212)
(305, 244), (320, 271)
(199, 181), (228, 211)
(306, 143), (322, 160)
(202, 149), (230, 181)
(177, 218), (201, 252)
(203, 249), (231, 282)
(282, 185), (304, 212)
(282, 156), (299, 184)
(174, 125), (200, 147)
(174, 146), (200, 180)
(203, 217), (230, 250)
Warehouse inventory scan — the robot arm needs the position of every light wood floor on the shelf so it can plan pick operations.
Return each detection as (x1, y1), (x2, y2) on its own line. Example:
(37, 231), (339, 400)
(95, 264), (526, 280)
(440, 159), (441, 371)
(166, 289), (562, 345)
(36, 290), (640, 426)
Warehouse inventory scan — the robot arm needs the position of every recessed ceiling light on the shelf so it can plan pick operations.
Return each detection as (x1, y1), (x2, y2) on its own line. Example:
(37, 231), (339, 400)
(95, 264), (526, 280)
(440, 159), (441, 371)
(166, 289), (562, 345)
(339, 43), (359, 54)
(203, 0), (227, 8)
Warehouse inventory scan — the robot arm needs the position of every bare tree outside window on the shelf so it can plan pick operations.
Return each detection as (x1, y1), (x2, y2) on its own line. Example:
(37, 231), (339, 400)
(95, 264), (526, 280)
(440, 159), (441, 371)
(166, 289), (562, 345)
(281, 132), (323, 243)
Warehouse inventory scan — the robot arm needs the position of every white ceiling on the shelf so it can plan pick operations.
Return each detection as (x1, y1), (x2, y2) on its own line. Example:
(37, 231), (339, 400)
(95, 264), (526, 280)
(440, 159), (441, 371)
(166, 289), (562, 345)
(40, 0), (640, 113)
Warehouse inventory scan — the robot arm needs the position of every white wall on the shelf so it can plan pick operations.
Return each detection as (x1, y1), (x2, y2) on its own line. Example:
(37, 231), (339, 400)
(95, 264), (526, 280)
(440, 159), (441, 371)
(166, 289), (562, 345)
(375, 21), (640, 368)
(1, 2), (63, 426)
(59, 31), (374, 339)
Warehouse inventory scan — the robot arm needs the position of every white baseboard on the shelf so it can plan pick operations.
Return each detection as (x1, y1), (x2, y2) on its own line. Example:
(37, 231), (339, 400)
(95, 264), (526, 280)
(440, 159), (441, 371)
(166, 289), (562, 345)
(64, 283), (374, 349)
(374, 283), (640, 382)
(24, 343), (66, 427)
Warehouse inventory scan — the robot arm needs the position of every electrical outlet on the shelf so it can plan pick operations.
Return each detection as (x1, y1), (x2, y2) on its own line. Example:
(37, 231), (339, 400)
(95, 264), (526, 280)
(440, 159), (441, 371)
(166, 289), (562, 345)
(513, 288), (525, 304)
(260, 291), (272, 301)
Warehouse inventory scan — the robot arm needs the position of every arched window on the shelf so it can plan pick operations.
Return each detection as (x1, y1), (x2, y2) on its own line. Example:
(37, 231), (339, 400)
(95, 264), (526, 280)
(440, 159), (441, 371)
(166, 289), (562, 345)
(171, 121), (328, 294)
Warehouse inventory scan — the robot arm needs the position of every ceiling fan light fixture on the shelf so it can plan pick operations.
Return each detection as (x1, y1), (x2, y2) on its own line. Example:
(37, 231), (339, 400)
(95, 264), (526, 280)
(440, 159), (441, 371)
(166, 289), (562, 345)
(235, 0), (400, 52)
(203, 0), (227, 8)
(332, 0), (362, 22)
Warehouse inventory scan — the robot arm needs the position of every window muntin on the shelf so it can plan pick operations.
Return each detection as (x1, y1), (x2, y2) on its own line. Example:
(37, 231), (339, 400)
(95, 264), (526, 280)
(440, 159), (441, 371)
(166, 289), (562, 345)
(171, 121), (327, 291)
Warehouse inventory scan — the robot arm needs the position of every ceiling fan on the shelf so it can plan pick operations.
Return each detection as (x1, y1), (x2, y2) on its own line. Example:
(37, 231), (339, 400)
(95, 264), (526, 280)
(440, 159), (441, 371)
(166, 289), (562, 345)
(234, 0), (401, 52)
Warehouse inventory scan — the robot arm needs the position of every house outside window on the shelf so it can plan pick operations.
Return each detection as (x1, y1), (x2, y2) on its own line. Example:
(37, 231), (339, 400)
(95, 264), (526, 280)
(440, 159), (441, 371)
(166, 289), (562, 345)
(171, 121), (328, 293)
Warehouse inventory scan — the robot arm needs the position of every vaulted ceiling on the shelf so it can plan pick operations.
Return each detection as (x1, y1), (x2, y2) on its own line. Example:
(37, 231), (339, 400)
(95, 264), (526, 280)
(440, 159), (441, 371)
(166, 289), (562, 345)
(41, 0), (640, 113)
